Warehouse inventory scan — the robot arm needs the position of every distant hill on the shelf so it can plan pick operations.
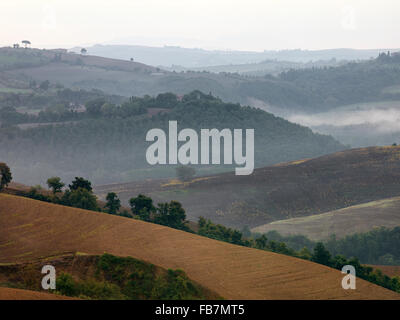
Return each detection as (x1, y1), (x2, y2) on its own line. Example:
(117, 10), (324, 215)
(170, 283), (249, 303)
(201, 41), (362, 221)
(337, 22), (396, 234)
(1, 47), (400, 114)
(164, 58), (347, 76)
(95, 146), (400, 229)
(73, 44), (398, 67)
(252, 196), (400, 241)
(2, 47), (400, 148)
(1, 193), (398, 299)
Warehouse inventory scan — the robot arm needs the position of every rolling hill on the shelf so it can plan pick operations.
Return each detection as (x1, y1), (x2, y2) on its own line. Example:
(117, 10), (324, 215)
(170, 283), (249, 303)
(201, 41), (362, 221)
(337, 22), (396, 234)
(0, 193), (398, 299)
(252, 196), (400, 240)
(2, 47), (400, 112)
(0, 91), (344, 186)
(95, 146), (400, 229)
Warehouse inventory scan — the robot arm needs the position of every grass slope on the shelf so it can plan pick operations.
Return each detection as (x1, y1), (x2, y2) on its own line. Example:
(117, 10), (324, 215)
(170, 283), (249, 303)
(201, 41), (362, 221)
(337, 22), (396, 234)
(252, 196), (400, 240)
(0, 194), (399, 299)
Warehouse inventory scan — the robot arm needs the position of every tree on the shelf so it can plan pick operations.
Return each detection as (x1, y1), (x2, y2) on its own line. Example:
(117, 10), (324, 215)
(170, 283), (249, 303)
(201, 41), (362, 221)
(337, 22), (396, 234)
(39, 80), (50, 91)
(69, 177), (92, 192)
(47, 176), (65, 194)
(129, 194), (155, 221)
(311, 242), (332, 266)
(298, 247), (312, 260)
(176, 165), (196, 182)
(255, 235), (268, 249)
(21, 40), (31, 48)
(0, 163), (12, 191)
(105, 192), (121, 215)
(154, 201), (187, 230)
(85, 98), (106, 117)
(241, 225), (251, 238)
(231, 230), (243, 245)
(156, 92), (178, 108)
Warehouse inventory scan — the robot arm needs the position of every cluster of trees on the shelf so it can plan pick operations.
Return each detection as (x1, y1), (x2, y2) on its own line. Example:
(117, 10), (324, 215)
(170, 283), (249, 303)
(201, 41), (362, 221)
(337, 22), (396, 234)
(325, 227), (400, 265)
(258, 227), (400, 266)
(26, 176), (99, 211)
(129, 194), (189, 231)
(85, 97), (147, 118)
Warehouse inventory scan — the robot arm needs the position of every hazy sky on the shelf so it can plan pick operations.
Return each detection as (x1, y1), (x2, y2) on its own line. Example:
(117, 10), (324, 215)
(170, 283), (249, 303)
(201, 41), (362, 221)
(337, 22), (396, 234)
(1, 0), (399, 51)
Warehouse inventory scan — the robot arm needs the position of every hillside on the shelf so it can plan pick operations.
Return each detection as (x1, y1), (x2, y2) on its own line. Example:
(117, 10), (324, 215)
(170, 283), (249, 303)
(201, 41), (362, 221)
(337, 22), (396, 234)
(0, 287), (74, 300)
(0, 253), (220, 300)
(252, 196), (400, 240)
(0, 91), (344, 185)
(95, 146), (400, 229)
(0, 193), (398, 299)
(0, 47), (158, 73)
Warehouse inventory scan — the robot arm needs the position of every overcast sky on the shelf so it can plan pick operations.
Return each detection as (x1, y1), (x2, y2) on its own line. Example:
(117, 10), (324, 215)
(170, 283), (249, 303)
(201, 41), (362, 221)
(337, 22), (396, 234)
(0, 0), (399, 51)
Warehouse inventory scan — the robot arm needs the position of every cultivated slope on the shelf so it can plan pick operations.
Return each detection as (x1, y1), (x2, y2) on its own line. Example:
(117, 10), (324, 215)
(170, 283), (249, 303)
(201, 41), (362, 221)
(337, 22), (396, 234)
(0, 194), (398, 299)
(95, 146), (400, 229)
(0, 287), (73, 300)
(252, 196), (400, 240)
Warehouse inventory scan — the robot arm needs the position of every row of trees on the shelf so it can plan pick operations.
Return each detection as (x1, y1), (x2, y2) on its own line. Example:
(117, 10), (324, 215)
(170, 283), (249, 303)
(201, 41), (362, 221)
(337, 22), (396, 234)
(26, 176), (99, 212)
(39, 175), (188, 231)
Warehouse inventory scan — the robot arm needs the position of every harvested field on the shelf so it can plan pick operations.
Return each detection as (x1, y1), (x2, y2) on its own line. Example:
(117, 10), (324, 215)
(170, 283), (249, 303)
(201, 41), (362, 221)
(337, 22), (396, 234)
(95, 146), (400, 229)
(0, 287), (74, 300)
(0, 194), (399, 299)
